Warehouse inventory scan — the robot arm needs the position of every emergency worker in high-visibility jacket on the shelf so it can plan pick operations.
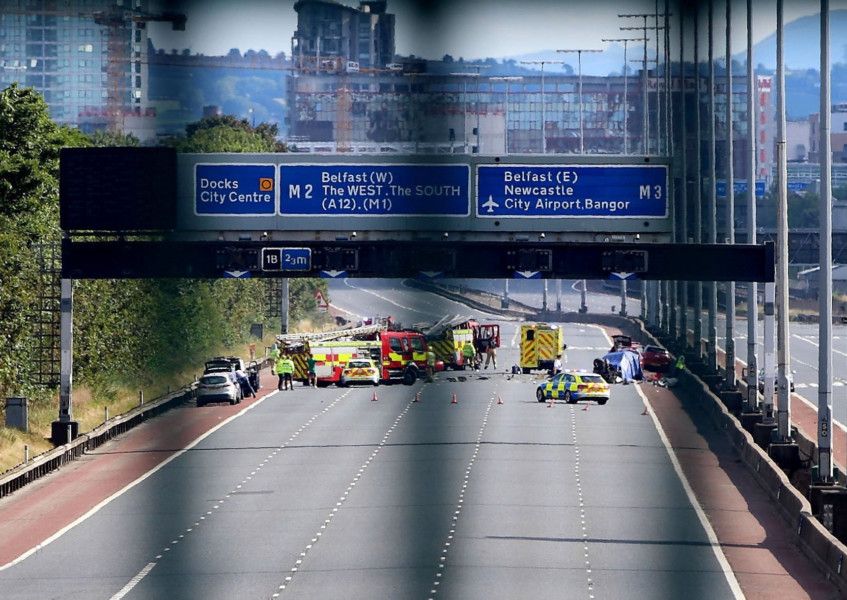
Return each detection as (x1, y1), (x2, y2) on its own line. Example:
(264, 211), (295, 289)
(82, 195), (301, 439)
(275, 355), (295, 391)
(462, 342), (476, 370)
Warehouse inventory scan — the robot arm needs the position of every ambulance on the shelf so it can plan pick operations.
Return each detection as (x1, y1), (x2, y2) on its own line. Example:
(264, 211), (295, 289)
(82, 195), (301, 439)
(519, 323), (564, 374)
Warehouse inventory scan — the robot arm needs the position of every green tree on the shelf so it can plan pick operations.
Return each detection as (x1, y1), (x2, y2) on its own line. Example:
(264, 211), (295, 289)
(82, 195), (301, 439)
(0, 84), (87, 396)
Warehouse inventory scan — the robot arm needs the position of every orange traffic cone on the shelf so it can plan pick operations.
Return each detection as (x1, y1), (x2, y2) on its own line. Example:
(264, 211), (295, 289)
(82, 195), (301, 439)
(497, 396), (503, 405)
(371, 390), (378, 402)
(451, 393), (458, 405)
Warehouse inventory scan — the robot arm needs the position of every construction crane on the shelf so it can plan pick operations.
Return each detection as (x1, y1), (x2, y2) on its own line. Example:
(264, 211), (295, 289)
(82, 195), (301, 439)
(92, 8), (186, 131)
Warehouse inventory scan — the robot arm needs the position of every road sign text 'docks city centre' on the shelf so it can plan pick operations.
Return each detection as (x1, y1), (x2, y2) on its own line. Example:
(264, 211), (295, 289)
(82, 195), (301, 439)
(280, 164), (470, 216)
(195, 164), (276, 215)
(476, 165), (667, 218)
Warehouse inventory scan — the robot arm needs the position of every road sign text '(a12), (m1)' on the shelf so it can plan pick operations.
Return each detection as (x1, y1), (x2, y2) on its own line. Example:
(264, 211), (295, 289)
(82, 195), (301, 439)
(195, 164), (276, 216)
(279, 164), (470, 216)
(261, 248), (312, 272)
(476, 165), (668, 218)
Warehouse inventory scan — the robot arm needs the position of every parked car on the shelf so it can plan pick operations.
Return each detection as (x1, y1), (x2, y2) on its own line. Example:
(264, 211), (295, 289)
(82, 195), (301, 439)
(196, 373), (241, 407)
(641, 345), (673, 372)
(536, 370), (610, 405)
(610, 334), (640, 353)
(339, 358), (380, 387)
(757, 368), (795, 394)
(205, 356), (245, 373)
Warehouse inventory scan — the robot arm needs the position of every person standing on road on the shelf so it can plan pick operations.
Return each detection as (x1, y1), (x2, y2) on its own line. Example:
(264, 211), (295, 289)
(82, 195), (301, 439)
(552, 354), (563, 377)
(462, 341), (477, 370)
(484, 343), (497, 370)
(426, 348), (436, 382)
(236, 367), (256, 398)
(306, 355), (317, 388)
(269, 343), (280, 362)
(274, 354), (287, 391)
(279, 355), (295, 390)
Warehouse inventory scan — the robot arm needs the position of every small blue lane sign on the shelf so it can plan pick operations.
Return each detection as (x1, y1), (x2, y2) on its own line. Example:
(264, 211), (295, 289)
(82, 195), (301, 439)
(477, 165), (668, 218)
(195, 164), (276, 215)
(261, 247), (312, 272)
(280, 164), (470, 216)
(716, 179), (766, 198)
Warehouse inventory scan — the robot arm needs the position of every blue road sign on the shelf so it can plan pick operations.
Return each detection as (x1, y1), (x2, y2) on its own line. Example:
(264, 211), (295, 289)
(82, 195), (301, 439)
(477, 165), (668, 218)
(195, 164), (276, 215)
(788, 181), (811, 192)
(223, 270), (252, 279)
(716, 179), (766, 198)
(262, 247), (312, 272)
(279, 164), (470, 216)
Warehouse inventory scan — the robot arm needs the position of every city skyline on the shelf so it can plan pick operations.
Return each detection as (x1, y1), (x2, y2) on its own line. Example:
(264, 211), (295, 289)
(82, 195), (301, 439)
(148, 0), (847, 66)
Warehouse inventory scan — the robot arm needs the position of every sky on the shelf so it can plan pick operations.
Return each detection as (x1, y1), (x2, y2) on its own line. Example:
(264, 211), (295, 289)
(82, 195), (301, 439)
(148, 0), (847, 64)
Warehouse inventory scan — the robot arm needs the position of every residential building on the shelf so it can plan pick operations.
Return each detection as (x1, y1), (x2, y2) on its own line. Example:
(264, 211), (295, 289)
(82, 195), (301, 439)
(291, 0), (395, 73)
(0, 0), (183, 136)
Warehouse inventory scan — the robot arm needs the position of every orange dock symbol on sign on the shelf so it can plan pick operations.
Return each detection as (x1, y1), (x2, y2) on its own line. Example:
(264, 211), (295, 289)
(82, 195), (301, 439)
(259, 177), (274, 192)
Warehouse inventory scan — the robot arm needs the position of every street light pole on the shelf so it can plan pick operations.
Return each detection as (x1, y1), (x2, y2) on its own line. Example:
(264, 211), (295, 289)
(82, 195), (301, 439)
(521, 60), (564, 154)
(490, 76), (524, 154)
(694, 2), (704, 354)
(602, 37), (646, 154)
(557, 49), (602, 154)
(745, 0), (759, 413)
(776, 0), (793, 441)
(621, 14), (662, 155)
(678, 1), (688, 347)
(724, 0), (737, 391)
(707, 0), (719, 371)
(450, 71), (484, 154)
(817, 0), (833, 478)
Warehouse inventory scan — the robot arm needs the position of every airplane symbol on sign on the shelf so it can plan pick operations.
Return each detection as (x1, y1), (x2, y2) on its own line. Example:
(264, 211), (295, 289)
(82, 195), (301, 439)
(482, 195), (499, 214)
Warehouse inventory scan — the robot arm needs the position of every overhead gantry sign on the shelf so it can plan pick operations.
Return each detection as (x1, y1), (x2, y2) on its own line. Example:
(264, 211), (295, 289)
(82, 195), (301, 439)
(59, 147), (773, 282)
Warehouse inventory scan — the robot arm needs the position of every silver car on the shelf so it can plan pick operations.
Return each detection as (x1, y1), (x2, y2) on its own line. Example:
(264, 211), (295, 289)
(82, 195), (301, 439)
(196, 373), (241, 407)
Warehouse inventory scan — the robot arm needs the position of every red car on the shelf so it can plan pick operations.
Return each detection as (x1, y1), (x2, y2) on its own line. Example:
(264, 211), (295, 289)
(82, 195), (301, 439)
(641, 345), (672, 372)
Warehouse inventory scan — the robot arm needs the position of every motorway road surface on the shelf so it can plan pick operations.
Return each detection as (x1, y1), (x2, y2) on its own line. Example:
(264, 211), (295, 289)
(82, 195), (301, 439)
(0, 281), (836, 599)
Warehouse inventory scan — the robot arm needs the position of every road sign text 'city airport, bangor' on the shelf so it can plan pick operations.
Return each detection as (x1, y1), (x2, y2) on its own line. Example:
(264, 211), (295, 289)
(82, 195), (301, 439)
(281, 164), (470, 216)
(476, 165), (667, 218)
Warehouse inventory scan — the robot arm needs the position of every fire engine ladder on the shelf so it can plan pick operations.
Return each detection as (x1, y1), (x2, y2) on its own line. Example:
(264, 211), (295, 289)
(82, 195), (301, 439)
(276, 323), (388, 345)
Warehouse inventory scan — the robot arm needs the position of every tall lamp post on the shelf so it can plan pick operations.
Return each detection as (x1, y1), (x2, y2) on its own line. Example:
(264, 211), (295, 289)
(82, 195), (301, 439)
(449, 71), (481, 153)
(602, 37), (646, 154)
(490, 76), (523, 154)
(620, 13), (657, 155)
(556, 48), (602, 154)
(521, 60), (565, 153)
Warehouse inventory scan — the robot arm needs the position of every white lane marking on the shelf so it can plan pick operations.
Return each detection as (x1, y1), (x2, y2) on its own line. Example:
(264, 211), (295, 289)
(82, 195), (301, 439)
(271, 386), (421, 597)
(343, 279), (429, 314)
(328, 301), (365, 319)
(0, 390), (284, 572)
(590, 324), (743, 598)
(792, 333), (847, 360)
(634, 383), (745, 599)
(426, 394), (496, 600)
(109, 562), (156, 600)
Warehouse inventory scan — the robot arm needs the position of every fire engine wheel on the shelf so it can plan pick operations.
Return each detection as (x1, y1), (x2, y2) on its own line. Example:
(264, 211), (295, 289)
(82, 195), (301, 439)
(522, 367), (531, 375)
(403, 369), (417, 386)
(536, 388), (546, 403)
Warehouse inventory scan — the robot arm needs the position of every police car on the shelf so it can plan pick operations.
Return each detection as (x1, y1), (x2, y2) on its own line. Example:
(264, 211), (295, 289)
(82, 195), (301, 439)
(339, 358), (380, 387)
(536, 370), (610, 405)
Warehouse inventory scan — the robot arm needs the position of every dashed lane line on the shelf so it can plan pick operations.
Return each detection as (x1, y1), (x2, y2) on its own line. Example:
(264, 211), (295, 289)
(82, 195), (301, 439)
(426, 393), (497, 600)
(269, 385), (423, 598)
(107, 389), (352, 600)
